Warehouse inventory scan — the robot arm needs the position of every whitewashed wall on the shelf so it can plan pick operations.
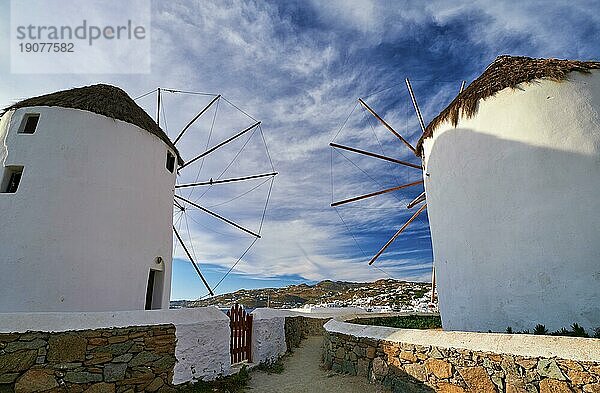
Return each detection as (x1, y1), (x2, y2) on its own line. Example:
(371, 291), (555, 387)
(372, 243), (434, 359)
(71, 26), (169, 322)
(251, 308), (289, 364)
(422, 70), (600, 332)
(250, 308), (371, 364)
(170, 307), (232, 383)
(324, 319), (600, 362)
(0, 107), (177, 312)
(0, 307), (231, 383)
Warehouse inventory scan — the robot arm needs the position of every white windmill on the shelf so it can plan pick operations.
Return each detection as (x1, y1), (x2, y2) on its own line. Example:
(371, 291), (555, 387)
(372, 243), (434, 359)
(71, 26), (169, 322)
(332, 55), (600, 332)
(0, 84), (275, 312)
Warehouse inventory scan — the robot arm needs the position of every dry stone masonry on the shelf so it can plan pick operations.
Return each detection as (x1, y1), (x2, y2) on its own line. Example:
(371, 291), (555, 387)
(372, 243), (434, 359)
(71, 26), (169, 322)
(323, 329), (600, 393)
(0, 325), (176, 393)
(284, 316), (330, 351)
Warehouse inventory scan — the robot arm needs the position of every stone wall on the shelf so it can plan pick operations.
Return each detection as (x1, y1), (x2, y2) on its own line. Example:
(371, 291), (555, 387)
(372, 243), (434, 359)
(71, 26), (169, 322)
(0, 325), (176, 393)
(249, 309), (332, 365)
(284, 316), (330, 351)
(323, 319), (600, 393)
(0, 307), (233, 385)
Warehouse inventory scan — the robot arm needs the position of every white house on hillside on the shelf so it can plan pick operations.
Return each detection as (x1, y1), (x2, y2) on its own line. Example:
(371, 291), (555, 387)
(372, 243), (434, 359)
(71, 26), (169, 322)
(0, 84), (181, 312)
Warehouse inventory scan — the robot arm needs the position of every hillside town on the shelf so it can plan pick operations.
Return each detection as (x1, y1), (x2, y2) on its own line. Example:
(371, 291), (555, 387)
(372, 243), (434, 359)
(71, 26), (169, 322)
(171, 279), (437, 313)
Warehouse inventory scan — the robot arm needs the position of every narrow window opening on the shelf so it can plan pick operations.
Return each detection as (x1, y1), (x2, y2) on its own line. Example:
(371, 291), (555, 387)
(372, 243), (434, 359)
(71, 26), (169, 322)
(19, 114), (40, 134)
(1, 166), (24, 193)
(166, 151), (175, 173)
(145, 270), (156, 310)
(145, 268), (164, 310)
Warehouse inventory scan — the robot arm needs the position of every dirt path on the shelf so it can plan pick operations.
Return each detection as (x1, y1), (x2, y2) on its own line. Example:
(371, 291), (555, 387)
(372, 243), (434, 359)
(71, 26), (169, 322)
(246, 336), (390, 393)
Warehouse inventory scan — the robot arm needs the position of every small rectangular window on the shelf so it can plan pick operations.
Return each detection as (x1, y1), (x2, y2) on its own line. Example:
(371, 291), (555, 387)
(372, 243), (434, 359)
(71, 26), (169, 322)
(166, 151), (175, 173)
(1, 166), (24, 193)
(19, 114), (40, 134)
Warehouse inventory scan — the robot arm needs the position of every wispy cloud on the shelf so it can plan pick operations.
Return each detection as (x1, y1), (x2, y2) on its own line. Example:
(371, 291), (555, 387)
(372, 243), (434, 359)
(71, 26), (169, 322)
(1, 0), (598, 298)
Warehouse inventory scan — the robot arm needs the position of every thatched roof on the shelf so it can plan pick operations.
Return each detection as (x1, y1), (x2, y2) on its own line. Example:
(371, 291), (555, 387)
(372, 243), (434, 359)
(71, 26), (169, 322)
(415, 55), (600, 155)
(2, 84), (183, 164)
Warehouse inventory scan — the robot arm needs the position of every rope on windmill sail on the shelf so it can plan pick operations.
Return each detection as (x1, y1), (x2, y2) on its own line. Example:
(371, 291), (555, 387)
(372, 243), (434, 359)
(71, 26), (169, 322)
(258, 177), (274, 234)
(333, 186), (420, 282)
(185, 209), (248, 239)
(160, 88), (218, 97)
(361, 102), (403, 187)
(191, 127), (259, 203)
(337, 205), (419, 282)
(133, 88), (158, 101)
(160, 96), (169, 134)
(331, 101), (358, 142)
(211, 237), (259, 295)
(160, 91), (277, 298)
(334, 207), (369, 260)
(183, 211), (200, 263)
(258, 124), (275, 172)
(182, 209), (218, 296)
(192, 184), (269, 300)
(330, 147), (334, 205)
(362, 78), (465, 100)
(187, 97), (220, 201)
(333, 148), (404, 204)
(204, 176), (272, 209)
(194, 172), (274, 298)
(172, 209), (185, 257)
(221, 96), (258, 122)
(372, 264), (403, 281)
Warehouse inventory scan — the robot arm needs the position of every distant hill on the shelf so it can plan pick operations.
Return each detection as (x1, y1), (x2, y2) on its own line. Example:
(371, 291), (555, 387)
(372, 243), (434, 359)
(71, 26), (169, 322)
(170, 279), (435, 311)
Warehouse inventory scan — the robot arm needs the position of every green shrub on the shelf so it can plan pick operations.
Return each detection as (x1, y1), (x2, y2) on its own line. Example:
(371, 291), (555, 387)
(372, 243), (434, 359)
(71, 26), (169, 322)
(550, 327), (571, 337)
(570, 323), (589, 338)
(505, 322), (592, 338)
(533, 324), (548, 335)
(177, 365), (251, 393)
(352, 315), (441, 329)
(256, 358), (286, 374)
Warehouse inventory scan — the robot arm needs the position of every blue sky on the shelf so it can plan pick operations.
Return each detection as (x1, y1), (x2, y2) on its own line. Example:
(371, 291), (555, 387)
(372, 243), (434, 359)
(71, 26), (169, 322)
(1, 0), (599, 300)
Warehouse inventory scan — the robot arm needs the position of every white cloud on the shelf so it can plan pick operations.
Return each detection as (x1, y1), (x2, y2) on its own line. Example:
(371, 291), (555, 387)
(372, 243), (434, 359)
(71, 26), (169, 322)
(1, 0), (595, 293)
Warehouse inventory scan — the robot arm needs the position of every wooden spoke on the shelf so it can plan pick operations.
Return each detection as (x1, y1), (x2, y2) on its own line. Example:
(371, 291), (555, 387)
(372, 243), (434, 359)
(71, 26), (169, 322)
(407, 191), (426, 208)
(358, 98), (416, 154)
(174, 95), (221, 145)
(180, 121), (261, 170)
(369, 203), (427, 265)
(174, 195), (261, 238)
(173, 199), (185, 211)
(330, 142), (422, 169)
(156, 88), (161, 126)
(176, 172), (277, 189)
(405, 78), (426, 134)
(331, 180), (423, 207)
(430, 266), (436, 303)
(173, 225), (215, 296)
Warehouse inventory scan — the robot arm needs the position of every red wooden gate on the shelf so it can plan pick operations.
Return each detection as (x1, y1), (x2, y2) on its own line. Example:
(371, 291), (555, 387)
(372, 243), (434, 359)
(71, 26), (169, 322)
(227, 304), (252, 363)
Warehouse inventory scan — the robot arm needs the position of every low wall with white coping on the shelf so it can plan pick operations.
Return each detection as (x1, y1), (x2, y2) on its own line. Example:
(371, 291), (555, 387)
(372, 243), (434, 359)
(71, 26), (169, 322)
(251, 308), (288, 365)
(324, 318), (600, 393)
(0, 307), (231, 386)
(250, 308), (370, 365)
